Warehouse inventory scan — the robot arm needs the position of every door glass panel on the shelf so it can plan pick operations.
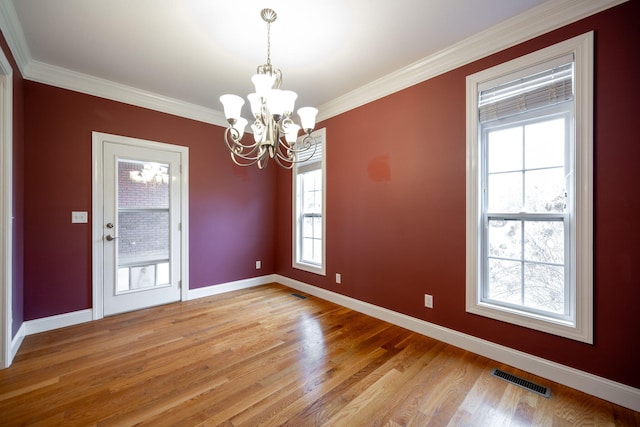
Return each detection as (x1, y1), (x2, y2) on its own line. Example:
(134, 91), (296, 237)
(116, 160), (170, 294)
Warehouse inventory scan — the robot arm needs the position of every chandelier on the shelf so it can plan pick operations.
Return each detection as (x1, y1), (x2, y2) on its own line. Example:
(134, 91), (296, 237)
(219, 8), (318, 169)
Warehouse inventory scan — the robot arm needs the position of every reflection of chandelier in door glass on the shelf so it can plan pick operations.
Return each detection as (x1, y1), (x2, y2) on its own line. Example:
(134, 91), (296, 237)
(129, 162), (169, 184)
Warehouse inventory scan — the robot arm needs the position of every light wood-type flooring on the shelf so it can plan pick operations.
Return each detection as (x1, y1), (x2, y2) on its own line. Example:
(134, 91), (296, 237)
(1, 283), (638, 426)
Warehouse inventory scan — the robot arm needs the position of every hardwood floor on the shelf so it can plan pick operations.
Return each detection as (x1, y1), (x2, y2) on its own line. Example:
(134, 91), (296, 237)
(1, 283), (638, 426)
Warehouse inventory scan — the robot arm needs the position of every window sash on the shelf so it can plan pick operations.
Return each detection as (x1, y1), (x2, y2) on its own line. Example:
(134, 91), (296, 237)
(480, 105), (573, 321)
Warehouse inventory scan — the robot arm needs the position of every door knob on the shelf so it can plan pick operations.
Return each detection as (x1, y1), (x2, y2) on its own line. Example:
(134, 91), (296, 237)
(105, 234), (118, 241)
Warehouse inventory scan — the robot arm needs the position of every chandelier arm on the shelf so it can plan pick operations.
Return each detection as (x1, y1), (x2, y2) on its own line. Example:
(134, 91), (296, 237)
(273, 153), (295, 170)
(229, 152), (259, 167)
(273, 135), (317, 166)
(224, 126), (262, 151)
(223, 127), (265, 161)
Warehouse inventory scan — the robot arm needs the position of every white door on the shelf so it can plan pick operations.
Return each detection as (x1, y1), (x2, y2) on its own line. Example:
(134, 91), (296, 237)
(97, 136), (185, 316)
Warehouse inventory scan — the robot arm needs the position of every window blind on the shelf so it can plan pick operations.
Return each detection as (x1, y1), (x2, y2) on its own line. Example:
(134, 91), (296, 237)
(479, 58), (574, 123)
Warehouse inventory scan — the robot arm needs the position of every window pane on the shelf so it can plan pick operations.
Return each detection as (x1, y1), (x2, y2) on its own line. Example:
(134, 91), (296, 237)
(488, 219), (522, 260)
(525, 119), (565, 170)
(524, 221), (564, 264)
(302, 216), (314, 238)
(118, 160), (169, 209)
(524, 168), (565, 213)
(487, 258), (522, 305)
(313, 217), (322, 239)
(312, 239), (322, 264)
(302, 217), (322, 238)
(302, 169), (322, 214)
(117, 267), (129, 292)
(302, 237), (319, 263)
(488, 127), (523, 173)
(524, 263), (564, 314)
(157, 262), (170, 286)
(118, 211), (169, 264)
(488, 172), (522, 212)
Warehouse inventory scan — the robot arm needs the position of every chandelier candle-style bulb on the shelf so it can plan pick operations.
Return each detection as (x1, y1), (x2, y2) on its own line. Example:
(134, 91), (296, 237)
(218, 8), (319, 169)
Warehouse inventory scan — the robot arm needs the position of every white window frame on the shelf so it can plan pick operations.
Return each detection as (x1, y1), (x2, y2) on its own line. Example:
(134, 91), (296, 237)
(292, 128), (326, 275)
(466, 32), (593, 343)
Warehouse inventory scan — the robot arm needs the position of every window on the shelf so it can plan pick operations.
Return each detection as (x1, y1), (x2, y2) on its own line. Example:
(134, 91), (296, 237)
(293, 128), (326, 275)
(466, 33), (593, 343)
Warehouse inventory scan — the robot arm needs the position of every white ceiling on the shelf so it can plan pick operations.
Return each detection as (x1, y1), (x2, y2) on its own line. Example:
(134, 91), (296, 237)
(0, 1), (621, 124)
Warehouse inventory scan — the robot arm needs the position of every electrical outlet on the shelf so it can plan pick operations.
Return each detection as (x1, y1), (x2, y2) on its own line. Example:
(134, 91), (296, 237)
(256, 260), (261, 269)
(336, 273), (341, 284)
(71, 211), (88, 223)
(424, 294), (433, 309)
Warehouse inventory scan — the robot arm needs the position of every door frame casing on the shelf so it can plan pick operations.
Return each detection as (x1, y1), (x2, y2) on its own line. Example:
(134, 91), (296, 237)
(0, 42), (13, 368)
(92, 132), (189, 319)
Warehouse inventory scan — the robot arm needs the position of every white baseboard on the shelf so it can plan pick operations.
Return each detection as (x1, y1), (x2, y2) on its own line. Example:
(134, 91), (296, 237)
(275, 275), (640, 413)
(186, 274), (277, 300)
(15, 276), (278, 339)
(12, 274), (639, 412)
(23, 309), (93, 336)
(10, 322), (25, 362)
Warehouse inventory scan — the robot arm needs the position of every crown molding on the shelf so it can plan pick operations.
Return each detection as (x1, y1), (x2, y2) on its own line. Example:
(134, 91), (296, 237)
(0, 0), (31, 75)
(0, 0), (628, 125)
(24, 60), (227, 127)
(316, 0), (628, 121)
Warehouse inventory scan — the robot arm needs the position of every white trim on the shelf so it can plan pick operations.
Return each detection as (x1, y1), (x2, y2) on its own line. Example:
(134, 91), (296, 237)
(316, 0), (625, 121)
(0, 0), (30, 76)
(274, 275), (640, 412)
(465, 32), (594, 343)
(10, 322), (23, 361)
(9, 273), (640, 411)
(92, 132), (189, 320)
(0, 42), (13, 369)
(25, 61), (227, 127)
(23, 309), (93, 335)
(0, 0), (625, 125)
(292, 128), (327, 276)
(186, 275), (277, 300)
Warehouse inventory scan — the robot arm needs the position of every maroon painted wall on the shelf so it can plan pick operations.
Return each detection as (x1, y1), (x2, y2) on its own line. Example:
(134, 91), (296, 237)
(275, 1), (640, 389)
(23, 83), (276, 320)
(0, 30), (25, 337)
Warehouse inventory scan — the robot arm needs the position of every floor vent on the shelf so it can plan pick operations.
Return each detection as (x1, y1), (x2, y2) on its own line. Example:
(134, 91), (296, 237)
(491, 368), (551, 398)
(291, 293), (307, 299)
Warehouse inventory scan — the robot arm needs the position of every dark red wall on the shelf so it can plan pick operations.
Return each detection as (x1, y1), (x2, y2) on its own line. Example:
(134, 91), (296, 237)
(0, 30), (25, 337)
(276, 1), (640, 389)
(23, 83), (276, 320)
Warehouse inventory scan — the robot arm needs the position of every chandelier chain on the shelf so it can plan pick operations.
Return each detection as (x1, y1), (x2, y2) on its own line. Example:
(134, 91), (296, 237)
(266, 20), (271, 67)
